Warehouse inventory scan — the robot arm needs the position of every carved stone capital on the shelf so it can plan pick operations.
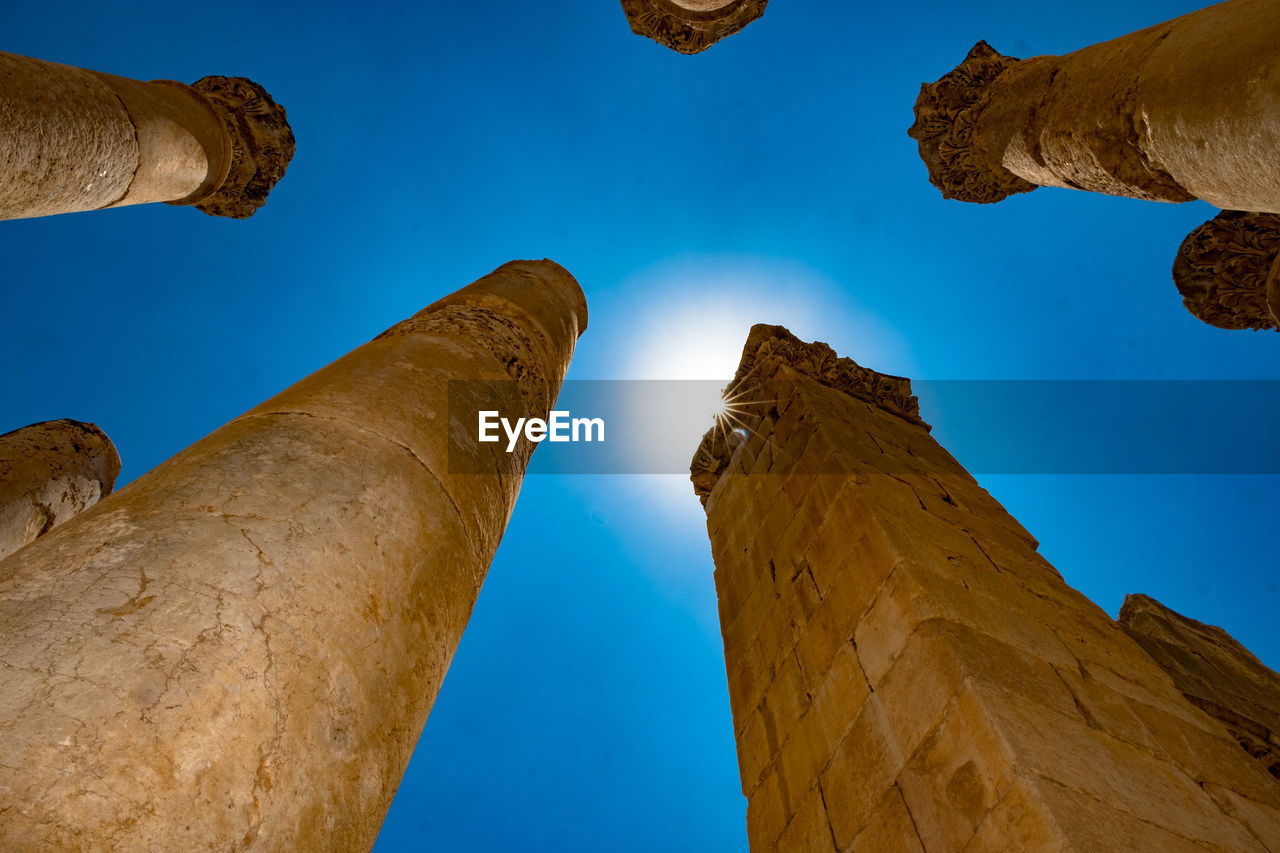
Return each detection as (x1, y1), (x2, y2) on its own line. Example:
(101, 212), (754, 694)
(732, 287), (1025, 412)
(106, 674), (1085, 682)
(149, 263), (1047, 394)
(620, 0), (768, 55)
(1173, 211), (1280, 331)
(908, 41), (1036, 204)
(690, 325), (925, 503)
(188, 76), (295, 219)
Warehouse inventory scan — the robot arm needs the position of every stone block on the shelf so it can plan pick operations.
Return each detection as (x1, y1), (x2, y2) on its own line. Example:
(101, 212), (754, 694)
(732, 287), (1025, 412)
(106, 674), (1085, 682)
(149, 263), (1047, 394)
(818, 695), (907, 850)
(803, 641), (871, 766)
(776, 784), (836, 853)
(846, 785), (925, 853)
(897, 686), (1018, 851)
(874, 620), (1082, 761)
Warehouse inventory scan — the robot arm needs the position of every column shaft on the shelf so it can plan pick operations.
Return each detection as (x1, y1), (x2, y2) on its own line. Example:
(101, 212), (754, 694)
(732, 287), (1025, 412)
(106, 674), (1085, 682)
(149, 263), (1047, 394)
(0, 260), (586, 851)
(0, 51), (293, 220)
(910, 0), (1280, 210)
(0, 419), (120, 560)
(691, 325), (1280, 851)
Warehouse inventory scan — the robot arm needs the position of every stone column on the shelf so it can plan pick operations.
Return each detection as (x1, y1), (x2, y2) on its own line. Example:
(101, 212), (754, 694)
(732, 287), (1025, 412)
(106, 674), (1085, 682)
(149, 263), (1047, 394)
(0, 51), (294, 220)
(1173, 210), (1280, 331)
(690, 325), (1280, 851)
(620, 0), (768, 54)
(0, 419), (120, 560)
(909, 0), (1280, 211)
(0, 260), (587, 852)
(1121, 594), (1280, 782)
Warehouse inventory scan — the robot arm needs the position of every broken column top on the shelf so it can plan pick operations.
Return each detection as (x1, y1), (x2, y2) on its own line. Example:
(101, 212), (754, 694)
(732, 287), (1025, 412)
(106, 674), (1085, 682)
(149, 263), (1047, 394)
(620, 0), (768, 54)
(0, 419), (121, 560)
(689, 324), (924, 505)
(1120, 593), (1280, 733)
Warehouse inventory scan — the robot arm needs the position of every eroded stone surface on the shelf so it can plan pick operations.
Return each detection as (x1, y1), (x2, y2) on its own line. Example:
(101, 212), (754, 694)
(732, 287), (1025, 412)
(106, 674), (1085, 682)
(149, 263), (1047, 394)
(1173, 210), (1280, 331)
(692, 325), (1280, 851)
(0, 260), (586, 852)
(0, 419), (120, 561)
(1121, 594), (1280, 782)
(0, 50), (292, 221)
(620, 0), (768, 54)
(911, 0), (1280, 212)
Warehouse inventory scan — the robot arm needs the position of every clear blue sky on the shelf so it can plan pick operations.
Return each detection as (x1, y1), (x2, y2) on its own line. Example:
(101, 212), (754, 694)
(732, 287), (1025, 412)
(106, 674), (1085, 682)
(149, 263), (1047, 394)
(2, 1), (1277, 850)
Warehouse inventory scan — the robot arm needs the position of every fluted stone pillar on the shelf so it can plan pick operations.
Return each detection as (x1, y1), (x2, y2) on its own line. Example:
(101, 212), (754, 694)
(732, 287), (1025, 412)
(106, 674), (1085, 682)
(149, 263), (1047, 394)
(621, 0), (768, 54)
(909, 0), (1280, 211)
(0, 419), (120, 560)
(0, 51), (294, 220)
(691, 325), (1280, 851)
(0, 260), (587, 852)
(1173, 210), (1280, 331)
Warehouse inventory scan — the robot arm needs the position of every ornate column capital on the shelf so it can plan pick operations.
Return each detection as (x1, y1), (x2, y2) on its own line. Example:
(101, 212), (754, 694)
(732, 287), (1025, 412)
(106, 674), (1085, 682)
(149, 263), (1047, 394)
(1173, 211), (1280, 331)
(188, 76), (295, 219)
(908, 41), (1036, 204)
(690, 325), (925, 503)
(620, 0), (768, 55)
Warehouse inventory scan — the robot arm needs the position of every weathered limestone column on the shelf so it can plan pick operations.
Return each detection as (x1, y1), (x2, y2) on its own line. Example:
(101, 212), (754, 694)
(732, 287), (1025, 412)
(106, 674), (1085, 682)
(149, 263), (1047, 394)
(0, 51), (294, 220)
(691, 325), (1280, 851)
(620, 0), (768, 54)
(1122, 594), (1280, 781)
(909, 0), (1280, 211)
(0, 260), (587, 851)
(0, 419), (120, 560)
(1173, 210), (1280, 331)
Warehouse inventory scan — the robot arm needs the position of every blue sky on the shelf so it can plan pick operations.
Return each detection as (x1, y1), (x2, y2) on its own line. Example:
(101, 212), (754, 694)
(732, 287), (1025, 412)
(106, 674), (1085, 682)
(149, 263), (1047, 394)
(2, 1), (1277, 850)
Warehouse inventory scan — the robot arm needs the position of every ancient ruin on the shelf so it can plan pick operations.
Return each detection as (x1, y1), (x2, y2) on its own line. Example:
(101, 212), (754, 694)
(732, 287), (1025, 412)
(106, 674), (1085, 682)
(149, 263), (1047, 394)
(691, 325), (1280, 851)
(0, 50), (293, 220)
(1122, 594), (1280, 783)
(1173, 210), (1280, 331)
(909, 0), (1280, 210)
(0, 260), (586, 852)
(0, 419), (120, 560)
(909, 0), (1280, 332)
(620, 0), (768, 54)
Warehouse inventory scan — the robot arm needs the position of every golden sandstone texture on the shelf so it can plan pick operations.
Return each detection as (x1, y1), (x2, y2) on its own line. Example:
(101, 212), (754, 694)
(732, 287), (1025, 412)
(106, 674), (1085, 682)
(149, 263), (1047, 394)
(0, 50), (293, 220)
(909, 0), (1280, 332)
(909, 0), (1280, 211)
(691, 326), (1280, 852)
(0, 261), (585, 852)
(620, 0), (768, 54)
(0, 419), (120, 560)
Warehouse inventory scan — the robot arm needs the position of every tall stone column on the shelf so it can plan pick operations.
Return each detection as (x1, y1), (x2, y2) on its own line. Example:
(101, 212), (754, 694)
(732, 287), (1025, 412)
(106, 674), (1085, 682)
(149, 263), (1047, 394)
(0, 260), (587, 852)
(620, 0), (768, 54)
(0, 50), (294, 220)
(690, 325), (1280, 851)
(909, 0), (1280, 211)
(0, 419), (120, 560)
(1173, 210), (1280, 331)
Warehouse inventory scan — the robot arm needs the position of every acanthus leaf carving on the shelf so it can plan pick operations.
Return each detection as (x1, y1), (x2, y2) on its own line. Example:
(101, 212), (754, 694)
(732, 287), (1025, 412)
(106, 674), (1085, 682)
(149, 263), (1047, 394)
(1173, 210), (1280, 332)
(908, 41), (1037, 204)
(188, 76), (296, 220)
(620, 0), (768, 55)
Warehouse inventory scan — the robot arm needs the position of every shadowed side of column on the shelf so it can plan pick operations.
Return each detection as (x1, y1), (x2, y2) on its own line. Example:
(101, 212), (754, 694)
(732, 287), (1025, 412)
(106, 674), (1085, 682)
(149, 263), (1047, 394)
(0, 260), (586, 852)
(0, 419), (121, 560)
